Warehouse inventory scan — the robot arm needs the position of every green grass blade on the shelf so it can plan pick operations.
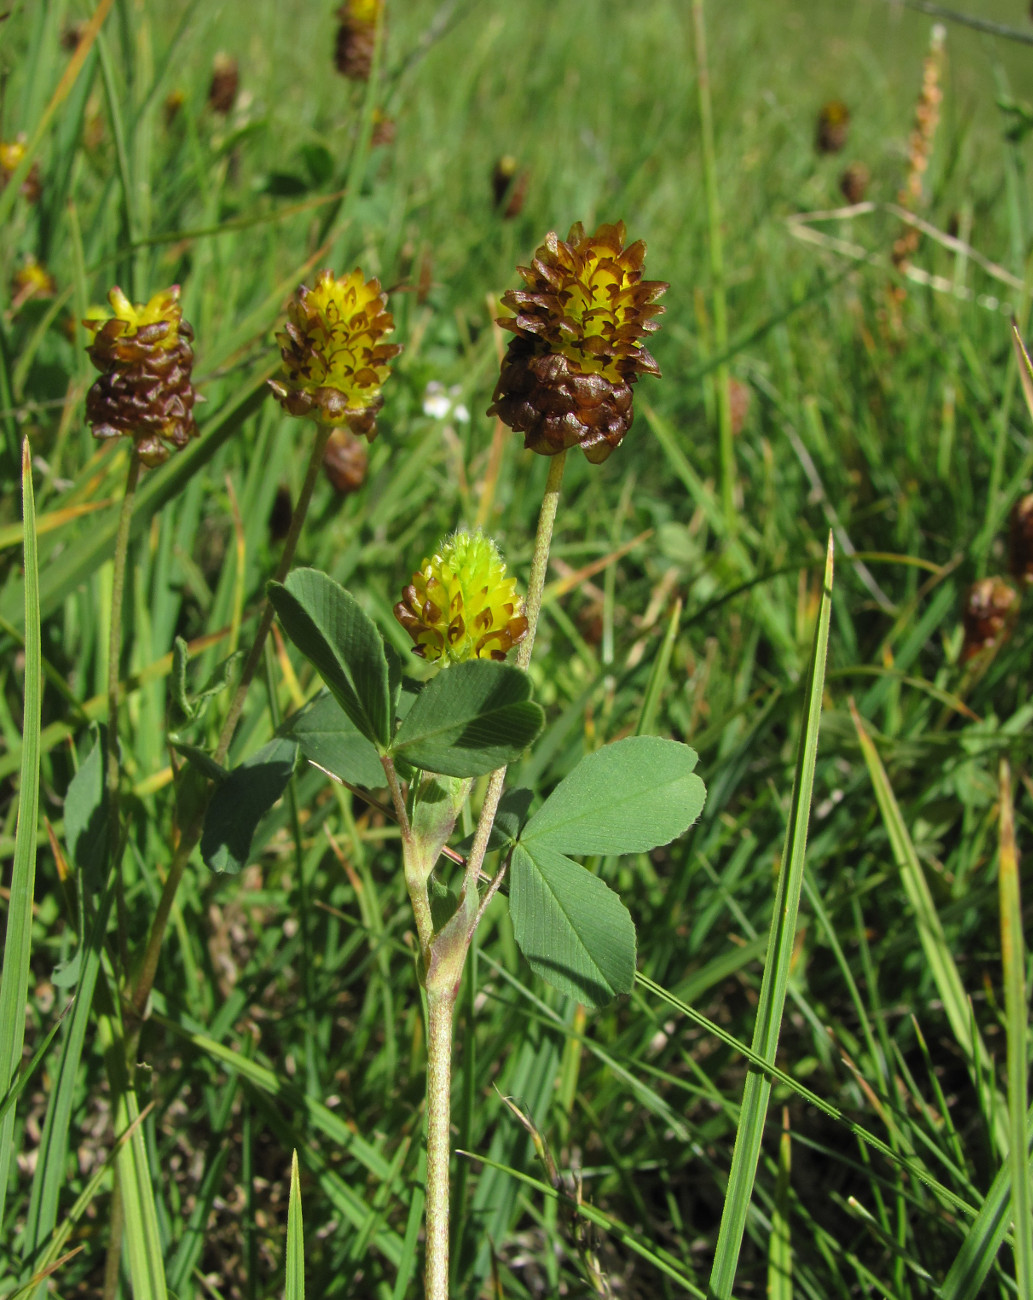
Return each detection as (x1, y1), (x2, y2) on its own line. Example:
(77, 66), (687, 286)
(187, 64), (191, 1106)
(997, 758), (1032, 1296)
(707, 533), (833, 1300)
(94, 994), (168, 1300)
(634, 595), (680, 737)
(940, 1103), (1033, 1300)
(0, 440), (42, 1230)
(767, 1110), (792, 1300)
(24, 875), (117, 1288)
(849, 700), (1008, 1158)
(285, 1150), (305, 1300)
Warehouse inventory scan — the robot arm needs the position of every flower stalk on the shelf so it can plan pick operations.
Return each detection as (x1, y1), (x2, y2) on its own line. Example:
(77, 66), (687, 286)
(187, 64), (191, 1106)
(418, 450), (567, 1299)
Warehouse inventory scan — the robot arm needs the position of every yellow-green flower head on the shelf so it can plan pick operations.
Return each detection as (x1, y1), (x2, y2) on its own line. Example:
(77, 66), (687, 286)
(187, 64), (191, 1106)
(488, 221), (666, 463)
(394, 531), (528, 666)
(82, 285), (198, 467)
(12, 256), (56, 310)
(0, 138), (41, 202)
(268, 269), (401, 440)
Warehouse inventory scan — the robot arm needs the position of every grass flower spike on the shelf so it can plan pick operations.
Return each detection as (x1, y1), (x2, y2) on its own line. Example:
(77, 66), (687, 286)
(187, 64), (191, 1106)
(269, 269), (401, 439)
(489, 221), (666, 463)
(83, 285), (198, 467)
(395, 531), (528, 665)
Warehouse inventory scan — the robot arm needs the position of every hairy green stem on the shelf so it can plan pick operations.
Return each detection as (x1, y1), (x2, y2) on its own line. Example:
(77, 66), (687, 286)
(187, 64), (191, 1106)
(424, 989), (455, 1300)
(105, 449), (141, 838)
(131, 422), (333, 1017)
(459, 451), (566, 910)
(420, 449), (567, 1295)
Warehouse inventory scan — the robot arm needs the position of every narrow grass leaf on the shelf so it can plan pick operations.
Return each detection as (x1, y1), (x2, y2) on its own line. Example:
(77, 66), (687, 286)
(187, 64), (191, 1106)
(23, 875), (116, 1287)
(519, 735), (705, 856)
(635, 596), (681, 737)
(708, 534), (833, 1300)
(0, 440), (42, 1229)
(997, 758), (1032, 1297)
(768, 1110), (792, 1300)
(849, 699), (1007, 1156)
(95, 999), (168, 1300)
(1012, 319), (1033, 426)
(390, 660), (543, 777)
(635, 973), (976, 1221)
(457, 1150), (706, 1296)
(270, 569), (391, 748)
(940, 1102), (1033, 1300)
(285, 1150), (305, 1300)
(509, 844), (636, 1006)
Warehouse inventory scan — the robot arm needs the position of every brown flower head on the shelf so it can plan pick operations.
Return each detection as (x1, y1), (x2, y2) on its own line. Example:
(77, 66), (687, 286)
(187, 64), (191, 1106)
(208, 53), (239, 115)
(488, 221), (666, 463)
(840, 161), (870, 204)
(323, 428), (369, 493)
(961, 576), (1019, 661)
(268, 269), (401, 440)
(335, 0), (382, 81)
(1009, 493), (1033, 585)
(83, 285), (199, 467)
(816, 100), (850, 154)
(491, 156), (528, 218)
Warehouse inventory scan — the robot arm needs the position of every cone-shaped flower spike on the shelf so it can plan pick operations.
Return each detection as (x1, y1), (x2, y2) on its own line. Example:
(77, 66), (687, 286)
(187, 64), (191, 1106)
(269, 269), (401, 439)
(488, 221), (666, 463)
(83, 285), (198, 467)
(395, 531), (528, 666)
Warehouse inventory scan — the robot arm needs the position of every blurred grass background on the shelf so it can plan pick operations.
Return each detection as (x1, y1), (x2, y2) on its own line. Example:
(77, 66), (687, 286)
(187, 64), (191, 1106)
(1, 0), (1032, 1296)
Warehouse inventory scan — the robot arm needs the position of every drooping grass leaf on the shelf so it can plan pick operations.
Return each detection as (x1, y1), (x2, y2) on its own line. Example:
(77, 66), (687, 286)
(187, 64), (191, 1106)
(519, 735), (705, 856)
(509, 843), (636, 1007)
(390, 660), (543, 778)
(202, 737), (299, 874)
(270, 570), (391, 748)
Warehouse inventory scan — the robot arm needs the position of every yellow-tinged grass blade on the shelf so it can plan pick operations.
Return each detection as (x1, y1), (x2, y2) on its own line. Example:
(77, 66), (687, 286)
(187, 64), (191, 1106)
(707, 534), (833, 1300)
(849, 700), (1009, 1160)
(0, 441), (42, 1228)
(767, 1109), (792, 1300)
(1011, 319), (1033, 427)
(285, 1150), (305, 1300)
(998, 759), (1032, 1295)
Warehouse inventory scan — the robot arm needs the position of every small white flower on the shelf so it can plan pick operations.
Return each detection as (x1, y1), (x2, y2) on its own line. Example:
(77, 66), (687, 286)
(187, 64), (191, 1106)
(422, 380), (469, 424)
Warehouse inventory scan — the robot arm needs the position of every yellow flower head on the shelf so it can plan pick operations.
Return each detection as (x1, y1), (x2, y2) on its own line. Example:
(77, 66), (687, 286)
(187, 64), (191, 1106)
(488, 221), (666, 463)
(498, 221), (665, 386)
(82, 285), (198, 466)
(269, 269), (401, 440)
(0, 138), (41, 202)
(394, 532), (528, 666)
(12, 257), (56, 309)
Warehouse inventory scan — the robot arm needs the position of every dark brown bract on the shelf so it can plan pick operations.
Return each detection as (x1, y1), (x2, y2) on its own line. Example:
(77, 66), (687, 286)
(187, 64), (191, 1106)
(488, 221), (666, 463)
(84, 287), (199, 467)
